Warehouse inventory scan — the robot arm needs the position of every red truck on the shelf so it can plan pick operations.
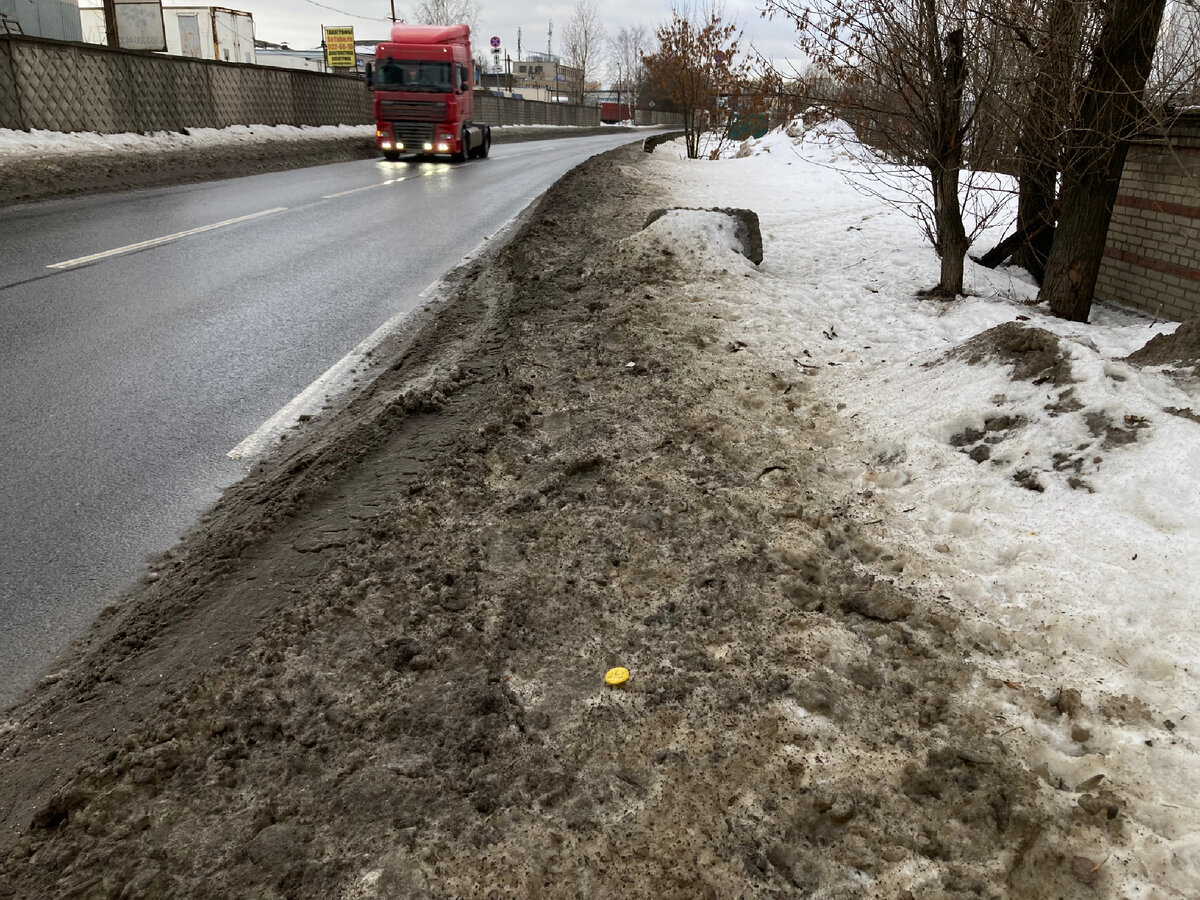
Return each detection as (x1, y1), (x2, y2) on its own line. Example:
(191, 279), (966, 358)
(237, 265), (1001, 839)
(366, 24), (491, 162)
(599, 102), (633, 124)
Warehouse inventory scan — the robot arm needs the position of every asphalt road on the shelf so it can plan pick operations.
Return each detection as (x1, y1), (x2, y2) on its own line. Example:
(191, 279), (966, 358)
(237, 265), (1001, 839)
(0, 131), (657, 711)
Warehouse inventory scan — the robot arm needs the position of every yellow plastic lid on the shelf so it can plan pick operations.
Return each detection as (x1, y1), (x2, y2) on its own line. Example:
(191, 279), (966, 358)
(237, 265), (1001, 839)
(604, 666), (630, 686)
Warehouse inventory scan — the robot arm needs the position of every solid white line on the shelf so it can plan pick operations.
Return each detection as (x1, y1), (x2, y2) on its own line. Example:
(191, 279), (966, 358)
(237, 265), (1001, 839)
(225, 292), (435, 461)
(228, 227), (501, 461)
(47, 207), (288, 270)
(228, 175), (528, 462)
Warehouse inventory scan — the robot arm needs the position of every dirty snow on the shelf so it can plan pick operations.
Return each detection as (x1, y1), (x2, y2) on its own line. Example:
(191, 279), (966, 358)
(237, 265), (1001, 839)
(0, 122), (641, 161)
(4, 117), (1197, 895)
(0, 123), (375, 160)
(644, 122), (1200, 896)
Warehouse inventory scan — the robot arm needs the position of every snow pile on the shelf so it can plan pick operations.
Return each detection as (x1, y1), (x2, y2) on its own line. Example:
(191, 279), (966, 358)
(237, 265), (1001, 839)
(0, 123), (373, 159)
(619, 208), (758, 274)
(649, 120), (1200, 895)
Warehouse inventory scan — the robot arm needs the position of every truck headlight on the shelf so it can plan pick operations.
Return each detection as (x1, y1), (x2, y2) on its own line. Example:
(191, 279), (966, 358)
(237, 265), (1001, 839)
(381, 141), (393, 149)
(436, 142), (449, 152)
(423, 142), (433, 151)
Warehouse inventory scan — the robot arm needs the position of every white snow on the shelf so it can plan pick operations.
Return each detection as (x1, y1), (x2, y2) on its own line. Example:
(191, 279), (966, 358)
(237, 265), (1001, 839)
(645, 122), (1200, 897)
(0, 123), (374, 159)
(0, 121), (648, 161)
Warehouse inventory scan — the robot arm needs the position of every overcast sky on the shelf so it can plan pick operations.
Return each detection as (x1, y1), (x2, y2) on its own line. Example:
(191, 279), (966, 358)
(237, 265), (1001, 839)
(244, 0), (802, 75)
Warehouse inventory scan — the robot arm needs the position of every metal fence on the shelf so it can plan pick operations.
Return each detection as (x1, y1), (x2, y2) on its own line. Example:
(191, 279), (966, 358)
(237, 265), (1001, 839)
(0, 0), (82, 42)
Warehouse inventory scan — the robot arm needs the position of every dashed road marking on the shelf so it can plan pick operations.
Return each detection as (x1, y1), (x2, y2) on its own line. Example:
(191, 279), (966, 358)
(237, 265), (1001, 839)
(47, 207), (288, 269)
(323, 177), (406, 198)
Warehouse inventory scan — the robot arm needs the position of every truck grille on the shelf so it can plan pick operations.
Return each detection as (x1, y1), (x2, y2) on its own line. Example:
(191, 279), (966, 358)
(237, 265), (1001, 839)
(391, 122), (435, 145)
(379, 100), (447, 122)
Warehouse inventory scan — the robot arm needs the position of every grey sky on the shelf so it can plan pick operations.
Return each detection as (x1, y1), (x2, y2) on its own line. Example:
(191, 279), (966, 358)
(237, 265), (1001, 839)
(246, 0), (801, 75)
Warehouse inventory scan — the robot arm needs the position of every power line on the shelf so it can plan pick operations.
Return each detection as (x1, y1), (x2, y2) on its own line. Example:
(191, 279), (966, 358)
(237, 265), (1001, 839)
(300, 0), (391, 21)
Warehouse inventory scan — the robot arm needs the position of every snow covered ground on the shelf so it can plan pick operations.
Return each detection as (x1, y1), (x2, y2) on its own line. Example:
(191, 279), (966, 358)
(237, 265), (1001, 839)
(644, 122), (1200, 896)
(0, 123), (374, 159)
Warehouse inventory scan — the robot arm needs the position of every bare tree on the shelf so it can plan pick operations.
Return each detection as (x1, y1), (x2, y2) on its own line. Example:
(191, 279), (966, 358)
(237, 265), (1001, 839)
(1150, 0), (1200, 105)
(563, 0), (607, 104)
(765, 0), (1010, 296)
(955, 0), (1198, 319)
(1038, 0), (1170, 320)
(642, 3), (759, 158)
(610, 25), (650, 121)
(411, 0), (480, 33)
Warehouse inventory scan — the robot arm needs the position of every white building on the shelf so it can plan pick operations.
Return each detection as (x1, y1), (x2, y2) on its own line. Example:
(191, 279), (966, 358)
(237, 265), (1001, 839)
(255, 43), (373, 74)
(78, 4), (256, 64)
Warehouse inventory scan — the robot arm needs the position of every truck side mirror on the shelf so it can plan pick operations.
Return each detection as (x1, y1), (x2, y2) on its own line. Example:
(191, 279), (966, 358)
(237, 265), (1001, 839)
(365, 61), (374, 88)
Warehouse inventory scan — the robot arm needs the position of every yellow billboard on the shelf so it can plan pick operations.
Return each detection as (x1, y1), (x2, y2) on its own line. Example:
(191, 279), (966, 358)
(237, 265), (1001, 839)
(323, 26), (356, 68)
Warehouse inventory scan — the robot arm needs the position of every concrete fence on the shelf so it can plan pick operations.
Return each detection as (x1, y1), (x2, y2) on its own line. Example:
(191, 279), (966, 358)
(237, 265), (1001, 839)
(0, 34), (682, 138)
(470, 94), (682, 128)
(0, 34), (372, 132)
(473, 93), (600, 128)
(1095, 113), (1200, 322)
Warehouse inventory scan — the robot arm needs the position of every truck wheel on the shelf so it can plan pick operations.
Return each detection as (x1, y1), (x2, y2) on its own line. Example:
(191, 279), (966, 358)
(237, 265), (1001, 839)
(382, 150), (400, 162)
(477, 128), (491, 159)
(452, 130), (469, 162)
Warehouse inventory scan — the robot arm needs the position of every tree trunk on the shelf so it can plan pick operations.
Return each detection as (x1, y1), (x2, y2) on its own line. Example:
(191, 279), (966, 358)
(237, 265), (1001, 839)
(930, 28), (968, 296)
(1042, 165), (1129, 320)
(974, 204), (1058, 268)
(1040, 0), (1168, 322)
(1012, 163), (1056, 280)
(1012, 0), (1078, 281)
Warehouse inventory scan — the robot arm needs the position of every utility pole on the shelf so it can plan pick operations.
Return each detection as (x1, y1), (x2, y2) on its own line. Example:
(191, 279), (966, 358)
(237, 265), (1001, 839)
(517, 27), (521, 61)
(547, 20), (552, 57)
(389, 0), (396, 23)
(101, 0), (119, 47)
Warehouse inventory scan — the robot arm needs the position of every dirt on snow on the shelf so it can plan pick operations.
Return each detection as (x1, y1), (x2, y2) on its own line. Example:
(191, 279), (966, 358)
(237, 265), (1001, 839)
(0, 143), (1143, 898)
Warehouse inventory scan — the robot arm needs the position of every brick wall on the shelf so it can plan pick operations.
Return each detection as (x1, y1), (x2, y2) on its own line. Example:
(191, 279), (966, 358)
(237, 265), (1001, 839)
(1096, 114), (1200, 321)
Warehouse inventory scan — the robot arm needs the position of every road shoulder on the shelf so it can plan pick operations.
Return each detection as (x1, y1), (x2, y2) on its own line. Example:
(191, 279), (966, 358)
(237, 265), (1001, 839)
(0, 143), (1107, 898)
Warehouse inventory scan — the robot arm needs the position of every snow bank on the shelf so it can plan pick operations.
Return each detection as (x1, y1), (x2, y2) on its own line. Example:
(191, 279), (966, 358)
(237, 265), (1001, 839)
(648, 119), (1200, 897)
(0, 123), (373, 160)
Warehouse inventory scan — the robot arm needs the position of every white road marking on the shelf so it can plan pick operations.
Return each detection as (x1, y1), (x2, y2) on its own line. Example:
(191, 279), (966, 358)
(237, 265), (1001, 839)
(228, 224), (506, 462)
(47, 207), (288, 270)
(323, 177), (406, 199)
(225, 290), (435, 461)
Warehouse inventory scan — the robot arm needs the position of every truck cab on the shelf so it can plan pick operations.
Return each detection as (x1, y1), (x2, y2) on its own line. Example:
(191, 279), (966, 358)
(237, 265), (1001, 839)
(366, 24), (490, 162)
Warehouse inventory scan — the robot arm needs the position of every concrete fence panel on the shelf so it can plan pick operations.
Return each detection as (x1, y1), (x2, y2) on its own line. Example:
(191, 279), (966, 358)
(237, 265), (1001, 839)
(0, 33), (371, 133)
(1, 36), (681, 139)
(0, 39), (20, 130)
(470, 93), (607, 128)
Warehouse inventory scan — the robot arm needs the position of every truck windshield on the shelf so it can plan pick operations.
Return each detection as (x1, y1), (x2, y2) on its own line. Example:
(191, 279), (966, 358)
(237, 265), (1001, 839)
(373, 60), (453, 93)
